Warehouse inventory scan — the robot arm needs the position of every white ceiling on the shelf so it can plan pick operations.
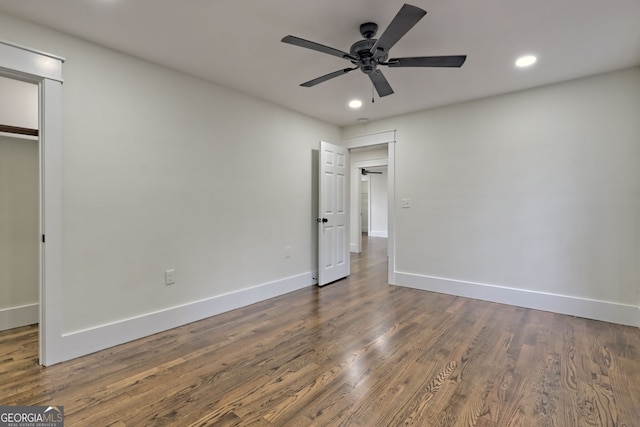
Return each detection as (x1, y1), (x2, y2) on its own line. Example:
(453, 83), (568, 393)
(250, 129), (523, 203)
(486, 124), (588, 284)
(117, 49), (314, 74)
(1, 0), (639, 127)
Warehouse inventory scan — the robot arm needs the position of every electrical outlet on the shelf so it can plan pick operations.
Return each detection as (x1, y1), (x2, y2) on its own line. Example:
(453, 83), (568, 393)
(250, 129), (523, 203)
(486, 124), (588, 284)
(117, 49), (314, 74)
(284, 246), (291, 259)
(165, 269), (176, 285)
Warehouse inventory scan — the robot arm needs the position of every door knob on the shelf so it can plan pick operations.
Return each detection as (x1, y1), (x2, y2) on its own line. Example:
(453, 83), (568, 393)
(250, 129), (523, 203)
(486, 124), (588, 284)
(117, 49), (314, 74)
(317, 218), (328, 223)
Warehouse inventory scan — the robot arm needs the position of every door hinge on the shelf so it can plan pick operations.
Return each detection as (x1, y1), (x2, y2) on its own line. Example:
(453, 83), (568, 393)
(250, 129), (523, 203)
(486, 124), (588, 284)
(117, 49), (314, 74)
(42, 234), (45, 243)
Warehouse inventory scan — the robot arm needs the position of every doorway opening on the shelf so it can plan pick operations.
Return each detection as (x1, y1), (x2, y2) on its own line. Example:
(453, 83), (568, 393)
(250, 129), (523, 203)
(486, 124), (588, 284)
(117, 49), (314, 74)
(360, 166), (388, 239)
(344, 130), (396, 285)
(0, 76), (39, 334)
(0, 40), (64, 366)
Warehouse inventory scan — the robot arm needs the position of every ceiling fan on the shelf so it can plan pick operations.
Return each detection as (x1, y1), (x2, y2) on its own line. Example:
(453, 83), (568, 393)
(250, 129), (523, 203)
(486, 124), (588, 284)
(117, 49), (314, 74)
(362, 169), (383, 175)
(281, 3), (466, 98)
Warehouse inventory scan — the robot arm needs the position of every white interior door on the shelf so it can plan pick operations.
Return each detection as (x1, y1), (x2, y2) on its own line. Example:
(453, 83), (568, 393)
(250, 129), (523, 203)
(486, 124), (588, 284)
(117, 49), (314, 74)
(318, 141), (350, 286)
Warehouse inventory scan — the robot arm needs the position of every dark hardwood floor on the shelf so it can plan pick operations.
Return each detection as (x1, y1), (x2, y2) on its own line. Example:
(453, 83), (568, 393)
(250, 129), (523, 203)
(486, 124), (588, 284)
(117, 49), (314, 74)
(1, 236), (639, 426)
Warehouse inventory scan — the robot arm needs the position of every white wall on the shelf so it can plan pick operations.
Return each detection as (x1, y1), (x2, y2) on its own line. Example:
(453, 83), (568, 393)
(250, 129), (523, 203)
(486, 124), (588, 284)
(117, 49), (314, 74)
(343, 67), (640, 326)
(0, 135), (39, 330)
(0, 11), (340, 360)
(368, 168), (388, 238)
(0, 76), (38, 129)
(361, 177), (369, 231)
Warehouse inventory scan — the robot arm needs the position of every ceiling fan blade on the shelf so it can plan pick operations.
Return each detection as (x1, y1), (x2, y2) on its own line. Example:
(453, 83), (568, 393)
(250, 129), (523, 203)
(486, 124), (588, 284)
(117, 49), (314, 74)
(362, 169), (383, 175)
(371, 4), (427, 58)
(301, 67), (358, 87)
(369, 70), (394, 97)
(282, 35), (356, 60)
(388, 55), (467, 68)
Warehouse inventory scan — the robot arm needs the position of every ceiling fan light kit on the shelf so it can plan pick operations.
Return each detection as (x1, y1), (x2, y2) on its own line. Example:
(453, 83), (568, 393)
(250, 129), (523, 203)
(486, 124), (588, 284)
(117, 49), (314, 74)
(281, 3), (467, 98)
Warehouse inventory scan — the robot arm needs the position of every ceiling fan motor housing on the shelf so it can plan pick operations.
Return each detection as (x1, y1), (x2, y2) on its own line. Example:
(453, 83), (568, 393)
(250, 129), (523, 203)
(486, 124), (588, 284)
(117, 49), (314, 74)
(351, 39), (376, 73)
(350, 37), (389, 74)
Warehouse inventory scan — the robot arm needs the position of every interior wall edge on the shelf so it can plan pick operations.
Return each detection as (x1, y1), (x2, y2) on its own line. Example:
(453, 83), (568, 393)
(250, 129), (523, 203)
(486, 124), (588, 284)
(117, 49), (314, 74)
(0, 303), (38, 331)
(45, 272), (313, 365)
(395, 272), (640, 328)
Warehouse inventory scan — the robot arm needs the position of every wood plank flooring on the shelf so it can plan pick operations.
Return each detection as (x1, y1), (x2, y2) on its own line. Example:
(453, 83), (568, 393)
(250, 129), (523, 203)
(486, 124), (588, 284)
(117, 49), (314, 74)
(1, 236), (639, 426)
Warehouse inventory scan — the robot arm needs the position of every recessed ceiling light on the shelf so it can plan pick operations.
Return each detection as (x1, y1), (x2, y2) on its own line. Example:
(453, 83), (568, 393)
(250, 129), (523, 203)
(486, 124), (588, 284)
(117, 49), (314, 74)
(515, 55), (537, 68)
(349, 99), (363, 109)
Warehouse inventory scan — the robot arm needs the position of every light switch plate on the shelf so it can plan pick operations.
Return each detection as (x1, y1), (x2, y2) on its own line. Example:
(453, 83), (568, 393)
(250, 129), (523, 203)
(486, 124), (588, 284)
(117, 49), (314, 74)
(165, 269), (176, 285)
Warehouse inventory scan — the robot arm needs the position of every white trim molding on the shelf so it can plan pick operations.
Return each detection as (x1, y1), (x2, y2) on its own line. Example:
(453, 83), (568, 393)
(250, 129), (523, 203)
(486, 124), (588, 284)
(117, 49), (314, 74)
(387, 141), (396, 285)
(343, 130), (396, 149)
(53, 273), (314, 363)
(395, 272), (640, 328)
(0, 303), (38, 331)
(0, 41), (64, 366)
(0, 40), (64, 82)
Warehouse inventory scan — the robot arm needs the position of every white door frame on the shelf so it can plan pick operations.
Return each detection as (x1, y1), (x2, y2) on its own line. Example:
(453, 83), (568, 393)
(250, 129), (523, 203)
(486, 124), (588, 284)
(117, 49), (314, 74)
(353, 159), (388, 246)
(343, 130), (396, 284)
(0, 40), (64, 366)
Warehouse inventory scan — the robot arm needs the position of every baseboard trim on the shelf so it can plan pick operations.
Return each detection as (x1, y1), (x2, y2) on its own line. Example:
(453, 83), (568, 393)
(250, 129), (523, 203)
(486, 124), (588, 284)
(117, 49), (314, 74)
(369, 231), (388, 238)
(55, 272), (313, 364)
(0, 303), (38, 331)
(395, 272), (640, 328)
